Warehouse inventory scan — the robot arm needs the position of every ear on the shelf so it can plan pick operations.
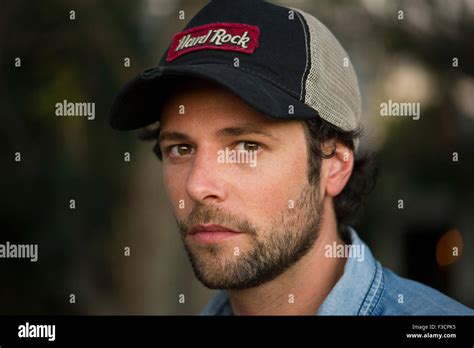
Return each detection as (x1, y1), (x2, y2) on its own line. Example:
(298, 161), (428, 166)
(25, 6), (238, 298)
(323, 142), (354, 198)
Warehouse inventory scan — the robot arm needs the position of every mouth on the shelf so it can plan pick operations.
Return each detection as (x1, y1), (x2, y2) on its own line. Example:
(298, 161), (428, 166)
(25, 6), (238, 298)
(189, 224), (243, 243)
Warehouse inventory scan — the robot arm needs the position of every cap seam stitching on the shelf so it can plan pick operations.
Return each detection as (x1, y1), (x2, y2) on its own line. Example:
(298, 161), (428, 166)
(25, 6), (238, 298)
(237, 66), (299, 97)
(165, 61), (300, 97)
(294, 10), (309, 102)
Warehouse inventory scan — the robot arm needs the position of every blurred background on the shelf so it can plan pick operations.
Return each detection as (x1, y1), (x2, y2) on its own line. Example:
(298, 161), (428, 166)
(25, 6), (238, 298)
(1, 0), (473, 314)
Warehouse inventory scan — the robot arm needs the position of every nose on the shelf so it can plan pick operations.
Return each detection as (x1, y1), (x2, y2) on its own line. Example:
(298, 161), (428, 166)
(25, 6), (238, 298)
(186, 145), (228, 205)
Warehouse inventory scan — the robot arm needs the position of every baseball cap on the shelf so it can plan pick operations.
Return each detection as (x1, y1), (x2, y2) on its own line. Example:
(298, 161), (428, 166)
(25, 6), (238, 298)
(109, 0), (361, 146)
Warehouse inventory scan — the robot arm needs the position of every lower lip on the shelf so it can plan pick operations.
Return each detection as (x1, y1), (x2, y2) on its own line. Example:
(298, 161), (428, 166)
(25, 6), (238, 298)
(191, 231), (241, 243)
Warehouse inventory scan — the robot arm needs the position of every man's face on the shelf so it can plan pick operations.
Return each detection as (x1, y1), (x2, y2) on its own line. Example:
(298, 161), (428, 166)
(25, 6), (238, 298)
(159, 79), (324, 289)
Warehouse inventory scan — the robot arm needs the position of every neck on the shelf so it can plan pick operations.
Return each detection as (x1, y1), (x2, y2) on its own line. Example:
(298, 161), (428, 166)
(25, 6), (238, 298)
(228, 199), (347, 315)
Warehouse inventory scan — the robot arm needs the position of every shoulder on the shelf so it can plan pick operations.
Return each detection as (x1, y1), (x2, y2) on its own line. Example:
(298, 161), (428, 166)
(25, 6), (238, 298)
(373, 267), (474, 315)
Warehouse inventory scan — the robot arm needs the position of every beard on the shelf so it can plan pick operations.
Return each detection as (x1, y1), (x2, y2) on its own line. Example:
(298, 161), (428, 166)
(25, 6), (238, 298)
(176, 183), (323, 290)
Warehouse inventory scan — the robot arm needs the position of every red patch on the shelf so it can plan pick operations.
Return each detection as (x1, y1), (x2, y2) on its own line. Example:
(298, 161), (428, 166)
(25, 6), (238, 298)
(166, 22), (260, 62)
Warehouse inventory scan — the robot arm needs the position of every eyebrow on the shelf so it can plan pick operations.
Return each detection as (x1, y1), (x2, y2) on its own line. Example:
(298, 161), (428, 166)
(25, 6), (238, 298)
(158, 131), (191, 144)
(215, 126), (280, 141)
(159, 125), (280, 144)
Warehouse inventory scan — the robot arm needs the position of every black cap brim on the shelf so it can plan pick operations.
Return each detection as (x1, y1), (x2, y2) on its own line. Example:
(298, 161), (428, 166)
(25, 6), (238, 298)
(109, 63), (318, 130)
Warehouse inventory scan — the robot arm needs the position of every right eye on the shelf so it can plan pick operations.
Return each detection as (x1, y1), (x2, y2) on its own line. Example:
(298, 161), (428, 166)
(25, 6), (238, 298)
(168, 144), (195, 157)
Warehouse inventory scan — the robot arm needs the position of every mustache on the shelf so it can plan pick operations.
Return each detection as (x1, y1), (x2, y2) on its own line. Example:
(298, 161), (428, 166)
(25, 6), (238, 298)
(177, 205), (258, 237)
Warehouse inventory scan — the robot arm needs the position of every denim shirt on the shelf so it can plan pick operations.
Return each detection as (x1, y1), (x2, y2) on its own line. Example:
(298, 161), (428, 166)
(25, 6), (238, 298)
(200, 228), (474, 315)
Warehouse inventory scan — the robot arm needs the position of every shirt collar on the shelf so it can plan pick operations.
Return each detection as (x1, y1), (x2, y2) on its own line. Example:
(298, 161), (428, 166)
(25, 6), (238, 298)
(200, 228), (383, 315)
(316, 227), (383, 315)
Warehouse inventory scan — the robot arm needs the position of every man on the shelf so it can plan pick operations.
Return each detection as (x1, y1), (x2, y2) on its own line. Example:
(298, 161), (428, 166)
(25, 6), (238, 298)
(109, 0), (473, 315)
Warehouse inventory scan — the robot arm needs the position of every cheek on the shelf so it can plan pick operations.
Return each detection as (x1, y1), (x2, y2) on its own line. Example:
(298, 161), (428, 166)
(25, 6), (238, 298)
(163, 165), (189, 217)
(234, 146), (309, 217)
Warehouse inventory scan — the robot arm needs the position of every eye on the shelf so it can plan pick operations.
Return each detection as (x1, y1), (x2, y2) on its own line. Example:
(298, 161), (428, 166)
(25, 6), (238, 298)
(235, 141), (261, 152)
(168, 144), (195, 157)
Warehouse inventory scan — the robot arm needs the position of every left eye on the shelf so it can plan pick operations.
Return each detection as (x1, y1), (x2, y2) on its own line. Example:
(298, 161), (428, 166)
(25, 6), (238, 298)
(236, 141), (260, 152)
